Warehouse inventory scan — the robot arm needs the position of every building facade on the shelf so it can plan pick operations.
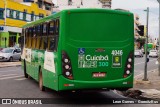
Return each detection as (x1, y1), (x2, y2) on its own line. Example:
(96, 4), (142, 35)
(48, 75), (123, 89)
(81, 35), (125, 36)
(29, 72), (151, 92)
(0, 0), (48, 47)
(52, 0), (112, 12)
(134, 14), (140, 39)
(12, 0), (53, 15)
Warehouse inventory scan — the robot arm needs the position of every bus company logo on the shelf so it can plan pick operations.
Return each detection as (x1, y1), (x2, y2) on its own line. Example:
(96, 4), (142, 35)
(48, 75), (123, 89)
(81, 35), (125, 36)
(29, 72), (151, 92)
(112, 56), (122, 68)
(78, 55), (85, 61)
(86, 55), (109, 61)
(78, 48), (85, 54)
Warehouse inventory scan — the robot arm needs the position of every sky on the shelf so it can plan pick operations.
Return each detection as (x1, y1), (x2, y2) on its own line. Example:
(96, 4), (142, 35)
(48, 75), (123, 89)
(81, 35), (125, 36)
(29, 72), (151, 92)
(112, 0), (159, 39)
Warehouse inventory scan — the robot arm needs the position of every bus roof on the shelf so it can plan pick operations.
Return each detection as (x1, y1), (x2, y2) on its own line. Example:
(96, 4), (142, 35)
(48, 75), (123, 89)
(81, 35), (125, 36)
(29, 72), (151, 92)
(22, 8), (133, 28)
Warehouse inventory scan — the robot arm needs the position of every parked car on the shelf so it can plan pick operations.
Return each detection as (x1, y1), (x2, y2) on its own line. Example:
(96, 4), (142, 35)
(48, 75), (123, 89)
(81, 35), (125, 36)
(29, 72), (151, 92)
(0, 48), (21, 62)
(149, 50), (158, 57)
(134, 50), (143, 57)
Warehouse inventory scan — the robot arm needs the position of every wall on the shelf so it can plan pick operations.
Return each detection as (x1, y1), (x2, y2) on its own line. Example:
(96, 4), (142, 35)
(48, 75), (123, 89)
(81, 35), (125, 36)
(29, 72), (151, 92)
(0, 32), (9, 47)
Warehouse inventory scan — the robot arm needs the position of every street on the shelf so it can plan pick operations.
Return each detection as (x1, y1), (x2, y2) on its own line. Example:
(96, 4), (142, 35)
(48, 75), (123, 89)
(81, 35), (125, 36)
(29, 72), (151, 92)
(0, 0), (160, 106)
(0, 66), (128, 106)
(134, 57), (158, 77)
(0, 57), (159, 106)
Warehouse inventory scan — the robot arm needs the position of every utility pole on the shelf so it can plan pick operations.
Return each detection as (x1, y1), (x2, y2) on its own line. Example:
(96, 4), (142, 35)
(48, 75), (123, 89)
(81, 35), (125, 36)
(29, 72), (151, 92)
(157, 0), (160, 76)
(143, 7), (149, 81)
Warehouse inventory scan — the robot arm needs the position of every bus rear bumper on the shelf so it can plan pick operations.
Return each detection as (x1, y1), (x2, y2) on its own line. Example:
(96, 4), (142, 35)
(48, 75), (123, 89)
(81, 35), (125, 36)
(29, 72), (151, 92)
(58, 75), (133, 91)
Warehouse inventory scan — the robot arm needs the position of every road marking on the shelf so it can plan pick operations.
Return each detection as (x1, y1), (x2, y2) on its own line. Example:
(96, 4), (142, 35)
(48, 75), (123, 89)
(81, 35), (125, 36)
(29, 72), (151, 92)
(134, 59), (157, 65)
(15, 78), (26, 81)
(0, 70), (19, 72)
(134, 68), (158, 78)
(0, 75), (24, 80)
(0, 74), (18, 78)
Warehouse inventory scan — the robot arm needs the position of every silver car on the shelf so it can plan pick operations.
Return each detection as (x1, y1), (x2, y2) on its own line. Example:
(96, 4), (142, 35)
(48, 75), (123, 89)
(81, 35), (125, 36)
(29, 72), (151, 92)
(149, 50), (158, 57)
(134, 50), (143, 57)
(0, 48), (21, 62)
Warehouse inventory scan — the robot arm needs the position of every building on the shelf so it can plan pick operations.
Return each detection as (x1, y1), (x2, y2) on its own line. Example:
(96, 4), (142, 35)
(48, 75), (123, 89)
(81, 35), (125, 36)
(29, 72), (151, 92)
(0, 0), (49, 48)
(134, 14), (140, 39)
(52, 0), (112, 12)
(12, 0), (53, 15)
(99, 0), (112, 8)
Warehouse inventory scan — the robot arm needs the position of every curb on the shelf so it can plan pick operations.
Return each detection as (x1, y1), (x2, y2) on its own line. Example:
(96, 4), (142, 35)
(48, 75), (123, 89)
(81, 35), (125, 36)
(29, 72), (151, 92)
(0, 64), (21, 68)
(134, 80), (151, 84)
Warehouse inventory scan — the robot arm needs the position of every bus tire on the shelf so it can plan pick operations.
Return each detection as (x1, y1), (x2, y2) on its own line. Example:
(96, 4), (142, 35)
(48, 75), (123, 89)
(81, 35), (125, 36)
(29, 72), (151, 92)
(24, 60), (28, 78)
(39, 70), (45, 91)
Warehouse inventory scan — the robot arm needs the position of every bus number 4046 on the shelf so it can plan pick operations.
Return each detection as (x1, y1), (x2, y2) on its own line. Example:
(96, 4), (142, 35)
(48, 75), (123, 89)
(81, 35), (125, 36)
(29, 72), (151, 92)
(111, 50), (123, 56)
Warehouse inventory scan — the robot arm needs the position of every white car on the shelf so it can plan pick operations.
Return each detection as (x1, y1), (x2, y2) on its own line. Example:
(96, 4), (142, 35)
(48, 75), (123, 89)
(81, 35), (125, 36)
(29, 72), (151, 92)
(149, 50), (158, 57)
(0, 48), (21, 62)
(134, 50), (143, 57)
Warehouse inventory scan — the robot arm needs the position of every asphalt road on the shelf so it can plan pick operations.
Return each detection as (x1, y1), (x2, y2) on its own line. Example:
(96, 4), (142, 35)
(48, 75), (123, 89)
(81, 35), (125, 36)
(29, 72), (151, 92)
(134, 57), (158, 78)
(0, 59), (159, 107)
(0, 66), (131, 107)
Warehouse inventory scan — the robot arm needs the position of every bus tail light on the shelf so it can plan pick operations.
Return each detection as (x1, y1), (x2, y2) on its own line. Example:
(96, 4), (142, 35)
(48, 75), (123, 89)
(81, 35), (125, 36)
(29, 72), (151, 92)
(123, 51), (134, 78)
(62, 51), (73, 80)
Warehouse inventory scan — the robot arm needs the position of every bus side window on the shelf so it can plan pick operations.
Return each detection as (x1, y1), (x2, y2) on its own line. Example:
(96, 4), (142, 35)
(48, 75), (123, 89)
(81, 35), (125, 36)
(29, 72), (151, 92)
(48, 20), (55, 51)
(19, 29), (24, 46)
(40, 23), (48, 50)
(48, 37), (55, 51)
(54, 19), (60, 51)
(31, 27), (36, 49)
(48, 19), (60, 52)
(35, 25), (40, 49)
(25, 28), (29, 48)
(28, 27), (32, 48)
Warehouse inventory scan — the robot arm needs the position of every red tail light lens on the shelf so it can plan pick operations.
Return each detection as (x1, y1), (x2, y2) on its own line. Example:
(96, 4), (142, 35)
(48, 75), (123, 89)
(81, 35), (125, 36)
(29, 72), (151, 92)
(123, 51), (134, 78)
(62, 51), (73, 80)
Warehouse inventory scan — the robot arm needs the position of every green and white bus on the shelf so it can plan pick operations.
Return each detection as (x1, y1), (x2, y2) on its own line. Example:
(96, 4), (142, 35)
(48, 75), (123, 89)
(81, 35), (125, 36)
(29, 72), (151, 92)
(21, 9), (134, 91)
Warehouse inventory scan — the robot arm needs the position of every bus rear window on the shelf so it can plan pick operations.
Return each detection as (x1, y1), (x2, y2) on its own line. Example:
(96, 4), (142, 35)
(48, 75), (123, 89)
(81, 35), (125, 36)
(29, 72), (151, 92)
(68, 13), (133, 41)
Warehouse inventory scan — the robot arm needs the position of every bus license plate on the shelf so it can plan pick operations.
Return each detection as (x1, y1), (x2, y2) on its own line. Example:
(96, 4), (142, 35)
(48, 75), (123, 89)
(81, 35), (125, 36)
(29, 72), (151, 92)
(92, 72), (106, 78)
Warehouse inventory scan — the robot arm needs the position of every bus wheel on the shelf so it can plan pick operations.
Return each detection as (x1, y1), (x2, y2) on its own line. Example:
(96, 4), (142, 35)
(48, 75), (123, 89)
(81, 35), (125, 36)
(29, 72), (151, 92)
(39, 71), (45, 91)
(24, 61), (28, 78)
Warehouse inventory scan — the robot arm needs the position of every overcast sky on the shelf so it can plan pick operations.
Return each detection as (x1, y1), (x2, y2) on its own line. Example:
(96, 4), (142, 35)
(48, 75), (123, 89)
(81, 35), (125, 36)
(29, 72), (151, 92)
(112, 0), (159, 38)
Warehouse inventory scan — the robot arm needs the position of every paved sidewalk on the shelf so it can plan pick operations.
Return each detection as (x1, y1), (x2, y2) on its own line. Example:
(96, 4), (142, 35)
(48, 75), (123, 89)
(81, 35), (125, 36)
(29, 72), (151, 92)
(0, 61), (21, 68)
(119, 69), (160, 100)
(133, 69), (160, 99)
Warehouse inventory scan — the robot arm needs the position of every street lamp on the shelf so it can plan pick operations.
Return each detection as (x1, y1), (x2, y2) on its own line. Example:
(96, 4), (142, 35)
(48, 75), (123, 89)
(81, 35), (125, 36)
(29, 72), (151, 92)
(143, 7), (149, 81)
(157, 0), (160, 76)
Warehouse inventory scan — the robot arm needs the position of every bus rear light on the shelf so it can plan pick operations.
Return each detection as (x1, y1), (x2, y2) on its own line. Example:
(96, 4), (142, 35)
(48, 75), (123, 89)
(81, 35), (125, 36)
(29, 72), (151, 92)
(62, 51), (73, 80)
(68, 76), (73, 80)
(64, 84), (69, 86)
(123, 74), (128, 78)
(128, 58), (132, 62)
(64, 58), (69, 63)
(64, 84), (74, 87)
(64, 65), (70, 69)
(123, 51), (133, 78)
(65, 71), (70, 75)
(126, 70), (130, 75)
(127, 64), (131, 69)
